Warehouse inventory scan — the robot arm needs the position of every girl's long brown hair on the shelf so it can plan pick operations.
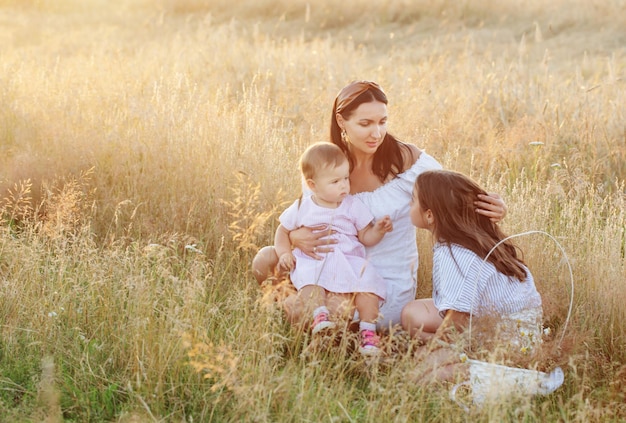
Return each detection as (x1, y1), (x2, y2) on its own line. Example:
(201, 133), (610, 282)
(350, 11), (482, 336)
(416, 170), (527, 281)
(330, 84), (410, 181)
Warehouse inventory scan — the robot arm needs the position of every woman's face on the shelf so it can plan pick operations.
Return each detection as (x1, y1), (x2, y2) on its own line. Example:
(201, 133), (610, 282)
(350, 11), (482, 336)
(338, 100), (387, 155)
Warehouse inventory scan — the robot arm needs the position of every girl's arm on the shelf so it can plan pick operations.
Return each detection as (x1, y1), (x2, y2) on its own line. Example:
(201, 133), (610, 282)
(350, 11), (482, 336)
(434, 310), (470, 341)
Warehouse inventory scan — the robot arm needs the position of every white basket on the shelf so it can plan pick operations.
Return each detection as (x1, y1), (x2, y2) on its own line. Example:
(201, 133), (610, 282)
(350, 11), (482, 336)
(450, 357), (564, 412)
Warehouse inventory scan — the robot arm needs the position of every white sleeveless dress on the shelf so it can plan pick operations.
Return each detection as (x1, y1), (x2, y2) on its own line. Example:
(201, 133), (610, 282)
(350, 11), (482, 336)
(353, 151), (442, 330)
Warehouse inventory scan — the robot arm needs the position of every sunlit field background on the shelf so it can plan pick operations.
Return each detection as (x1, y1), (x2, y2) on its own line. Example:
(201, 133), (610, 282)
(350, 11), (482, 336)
(1, 0), (625, 421)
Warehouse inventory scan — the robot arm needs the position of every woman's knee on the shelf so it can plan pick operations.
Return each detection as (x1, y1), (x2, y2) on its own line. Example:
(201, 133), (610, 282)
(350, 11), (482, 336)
(283, 293), (304, 325)
(251, 246), (278, 284)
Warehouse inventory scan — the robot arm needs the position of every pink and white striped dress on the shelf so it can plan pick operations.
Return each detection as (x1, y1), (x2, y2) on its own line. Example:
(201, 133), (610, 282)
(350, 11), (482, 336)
(279, 195), (386, 301)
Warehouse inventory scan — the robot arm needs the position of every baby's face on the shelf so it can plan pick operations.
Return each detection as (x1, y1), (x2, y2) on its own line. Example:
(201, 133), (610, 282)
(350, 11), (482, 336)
(310, 160), (350, 207)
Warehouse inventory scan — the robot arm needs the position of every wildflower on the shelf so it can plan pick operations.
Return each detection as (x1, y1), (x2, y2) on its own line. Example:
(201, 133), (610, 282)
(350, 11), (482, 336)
(48, 311), (57, 317)
(185, 244), (203, 254)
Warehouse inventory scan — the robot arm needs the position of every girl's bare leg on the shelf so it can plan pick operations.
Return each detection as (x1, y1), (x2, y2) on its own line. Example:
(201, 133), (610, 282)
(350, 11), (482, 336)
(412, 346), (466, 383)
(401, 298), (444, 341)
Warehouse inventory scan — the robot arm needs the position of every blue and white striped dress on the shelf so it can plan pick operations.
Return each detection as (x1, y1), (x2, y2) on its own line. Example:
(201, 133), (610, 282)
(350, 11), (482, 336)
(432, 243), (543, 348)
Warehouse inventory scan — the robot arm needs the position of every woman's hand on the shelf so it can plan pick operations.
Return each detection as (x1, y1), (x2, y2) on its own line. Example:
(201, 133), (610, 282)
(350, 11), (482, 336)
(289, 224), (337, 259)
(474, 193), (507, 222)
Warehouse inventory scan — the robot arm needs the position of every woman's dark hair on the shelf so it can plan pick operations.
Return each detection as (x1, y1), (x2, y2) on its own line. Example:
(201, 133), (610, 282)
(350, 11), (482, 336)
(416, 170), (528, 281)
(330, 86), (410, 181)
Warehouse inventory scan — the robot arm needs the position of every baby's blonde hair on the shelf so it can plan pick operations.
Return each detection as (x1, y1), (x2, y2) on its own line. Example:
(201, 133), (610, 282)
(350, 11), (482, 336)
(300, 142), (348, 180)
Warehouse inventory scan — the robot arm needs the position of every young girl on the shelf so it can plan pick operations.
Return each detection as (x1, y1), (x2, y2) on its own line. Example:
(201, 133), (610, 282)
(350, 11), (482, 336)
(275, 142), (393, 356)
(401, 170), (543, 352)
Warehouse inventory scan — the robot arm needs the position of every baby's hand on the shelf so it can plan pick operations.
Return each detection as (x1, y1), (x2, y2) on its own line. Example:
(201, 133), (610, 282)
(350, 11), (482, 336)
(375, 215), (393, 233)
(278, 252), (296, 271)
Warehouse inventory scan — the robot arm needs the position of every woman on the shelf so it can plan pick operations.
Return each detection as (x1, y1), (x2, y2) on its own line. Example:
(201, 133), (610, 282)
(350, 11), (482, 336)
(252, 80), (506, 331)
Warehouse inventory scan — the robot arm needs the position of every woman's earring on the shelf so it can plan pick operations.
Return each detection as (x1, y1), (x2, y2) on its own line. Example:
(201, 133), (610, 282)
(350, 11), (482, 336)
(341, 129), (351, 144)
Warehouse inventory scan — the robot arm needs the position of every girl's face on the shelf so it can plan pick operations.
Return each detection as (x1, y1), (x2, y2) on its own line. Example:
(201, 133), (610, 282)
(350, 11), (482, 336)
(337, 101), (387, 155)
(410, 185), (432, 230)
(308, 160), (351, 207)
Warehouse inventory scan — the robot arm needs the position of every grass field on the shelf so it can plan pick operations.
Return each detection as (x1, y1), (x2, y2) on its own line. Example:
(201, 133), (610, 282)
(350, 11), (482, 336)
(1, 0), (625, 421)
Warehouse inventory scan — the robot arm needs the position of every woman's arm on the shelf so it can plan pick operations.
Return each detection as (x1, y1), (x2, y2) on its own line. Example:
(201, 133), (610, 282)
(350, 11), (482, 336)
(399, 142), (506, 221)
(288, 225), (337, 260)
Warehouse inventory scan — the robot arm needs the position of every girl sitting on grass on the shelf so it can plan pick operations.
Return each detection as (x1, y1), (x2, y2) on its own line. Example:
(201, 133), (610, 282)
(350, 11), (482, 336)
(275, 142), (393, 356)
(401, 170), (565, 398)
(402, 169), (543, 360)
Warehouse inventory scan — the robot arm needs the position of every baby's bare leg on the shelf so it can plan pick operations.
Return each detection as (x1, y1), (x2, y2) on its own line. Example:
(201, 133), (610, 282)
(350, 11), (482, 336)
(326, 292), (355, 322)
(355, 292), (379, 323)
(282, 294), (303, 325)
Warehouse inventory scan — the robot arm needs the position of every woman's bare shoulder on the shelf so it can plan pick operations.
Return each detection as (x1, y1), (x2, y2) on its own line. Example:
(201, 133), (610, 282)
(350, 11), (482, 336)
(400, 142), (422, 172)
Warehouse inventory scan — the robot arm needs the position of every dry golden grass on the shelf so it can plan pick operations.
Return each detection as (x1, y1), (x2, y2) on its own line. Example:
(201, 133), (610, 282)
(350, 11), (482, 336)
(0, 0), (625, 420)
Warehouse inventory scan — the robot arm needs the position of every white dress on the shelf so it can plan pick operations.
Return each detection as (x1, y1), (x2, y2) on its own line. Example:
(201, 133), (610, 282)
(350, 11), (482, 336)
(353, 151), (442, 330)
